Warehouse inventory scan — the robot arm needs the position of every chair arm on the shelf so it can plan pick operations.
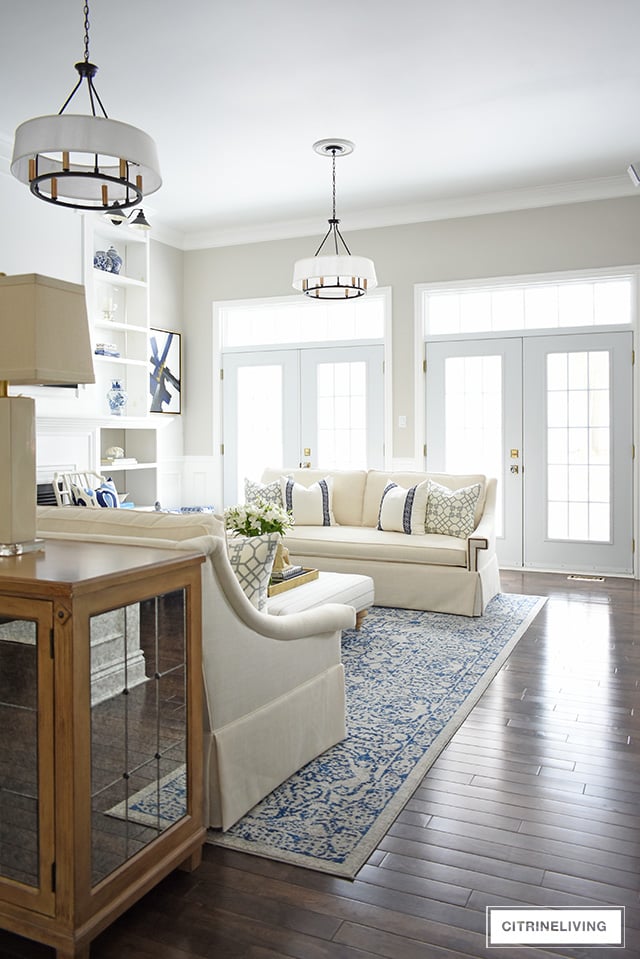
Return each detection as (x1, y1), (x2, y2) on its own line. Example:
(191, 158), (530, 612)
(206, 535), (356, 637)
(466, 477), (498, 572)
(36, 527), (356, 638)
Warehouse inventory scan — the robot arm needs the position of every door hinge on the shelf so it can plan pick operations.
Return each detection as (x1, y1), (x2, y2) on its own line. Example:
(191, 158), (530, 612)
(50, 628), (54, 659)
(220, 443), (224, 455)
(632, 350), (635, 366)
(423, 443), (427, 457)
(633, 444), (636, 460)
(220, 368), (224, 380)
(51, 861), (56, 892)
(423, 359), (427, 373)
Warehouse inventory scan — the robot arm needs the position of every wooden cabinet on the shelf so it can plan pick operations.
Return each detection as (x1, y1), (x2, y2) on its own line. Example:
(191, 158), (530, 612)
(0, 540), (205, 958)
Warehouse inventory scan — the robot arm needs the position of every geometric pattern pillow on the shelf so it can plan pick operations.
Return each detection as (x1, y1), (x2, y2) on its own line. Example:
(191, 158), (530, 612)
(70, 477), (120, 508)
(281, 476), (336, 526)
(226, 532), (279, 610)
(244, 477), (283, 508)
(377, 479), (430, 534)
(424, 480), (481, 538)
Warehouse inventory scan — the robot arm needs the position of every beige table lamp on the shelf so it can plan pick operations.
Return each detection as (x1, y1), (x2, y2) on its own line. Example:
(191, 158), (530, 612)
(0, 273), (95, 554)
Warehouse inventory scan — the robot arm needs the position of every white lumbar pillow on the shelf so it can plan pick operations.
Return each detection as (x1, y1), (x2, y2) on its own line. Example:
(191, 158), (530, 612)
(377, 480), (430, 535)
(281, 476), (336, 526)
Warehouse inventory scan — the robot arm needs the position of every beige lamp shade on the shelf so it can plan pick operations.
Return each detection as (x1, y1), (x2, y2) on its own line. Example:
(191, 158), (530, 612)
(0, 273), (95, 385)
(0, 273), (94, 553)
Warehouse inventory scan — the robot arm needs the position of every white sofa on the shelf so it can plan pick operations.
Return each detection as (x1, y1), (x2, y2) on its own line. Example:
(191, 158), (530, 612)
(36, 506), (355, 831)
(261, 467), (501, 616)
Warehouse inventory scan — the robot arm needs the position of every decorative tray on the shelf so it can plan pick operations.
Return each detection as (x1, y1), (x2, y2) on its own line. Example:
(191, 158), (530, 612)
(268, 568), (319, 597)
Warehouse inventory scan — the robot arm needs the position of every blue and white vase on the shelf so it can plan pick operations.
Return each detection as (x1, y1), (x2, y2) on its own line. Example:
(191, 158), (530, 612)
(106, 245), (123, 274)
(93, 249), (110, 271)
(107, 379), (128, 416)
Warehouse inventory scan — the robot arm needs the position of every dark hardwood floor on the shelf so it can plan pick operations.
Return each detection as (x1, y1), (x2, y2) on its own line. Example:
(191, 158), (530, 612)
(1, 570), (638, 958)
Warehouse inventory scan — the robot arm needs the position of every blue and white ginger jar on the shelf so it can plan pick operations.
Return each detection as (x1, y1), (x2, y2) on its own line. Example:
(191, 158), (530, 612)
(107, 379), (128, 416)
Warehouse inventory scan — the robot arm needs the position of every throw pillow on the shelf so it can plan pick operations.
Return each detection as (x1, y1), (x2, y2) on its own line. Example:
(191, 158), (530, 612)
(70, 478), (120, 508)
(227, 532), (279, 610)
(244, 477), (283, 507)
(424, 480), (482, 538)
(281, 476), (336, 526)
(377, 480), (430, 534)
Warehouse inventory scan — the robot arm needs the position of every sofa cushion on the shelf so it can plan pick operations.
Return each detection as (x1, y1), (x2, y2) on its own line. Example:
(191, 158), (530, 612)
(262, 468), (366, 526)
(281, 476), (336, 526)
(377, 480), (430, 534)
(362, 470), (486, 530)
(283, 524), (467, 567)
(227, 532), (279, 610)
(425, 480), (482, 538)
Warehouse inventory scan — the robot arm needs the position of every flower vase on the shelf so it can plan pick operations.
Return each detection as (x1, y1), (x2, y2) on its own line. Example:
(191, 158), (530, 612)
(107, 379), (128, 416)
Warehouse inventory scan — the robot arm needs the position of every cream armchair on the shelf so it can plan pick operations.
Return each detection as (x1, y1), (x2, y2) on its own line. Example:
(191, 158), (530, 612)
(36, 506), (355, 830)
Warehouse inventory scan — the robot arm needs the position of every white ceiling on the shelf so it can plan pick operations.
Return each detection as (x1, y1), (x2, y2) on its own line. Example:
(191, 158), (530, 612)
(2, 0), (640, 249)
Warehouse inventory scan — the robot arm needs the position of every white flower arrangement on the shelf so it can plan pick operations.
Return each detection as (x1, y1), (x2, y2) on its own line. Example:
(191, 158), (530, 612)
(224, 498), (294, 537)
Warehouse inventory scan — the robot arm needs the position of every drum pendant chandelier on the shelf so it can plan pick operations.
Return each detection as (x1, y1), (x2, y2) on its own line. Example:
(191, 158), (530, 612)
(292, 139), (377, 300)
(10, 1), (161, 212)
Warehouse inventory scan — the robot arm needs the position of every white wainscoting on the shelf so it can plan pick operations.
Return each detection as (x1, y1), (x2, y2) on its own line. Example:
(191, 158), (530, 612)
(181, 455), (219, 510)
(36, 420), (98, 483)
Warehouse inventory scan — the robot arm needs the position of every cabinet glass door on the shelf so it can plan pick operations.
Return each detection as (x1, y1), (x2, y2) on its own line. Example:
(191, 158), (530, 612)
(90, 588), (188, 885)
(0, 599), (55, 914)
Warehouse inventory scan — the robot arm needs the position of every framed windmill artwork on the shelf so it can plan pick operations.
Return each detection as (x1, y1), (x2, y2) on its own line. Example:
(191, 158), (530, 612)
(149, 328), (182, 413)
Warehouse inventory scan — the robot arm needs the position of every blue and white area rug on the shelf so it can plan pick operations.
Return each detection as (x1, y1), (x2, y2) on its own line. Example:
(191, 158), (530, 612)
(209, 592), (545, 877)
(107, 767), (187, 828)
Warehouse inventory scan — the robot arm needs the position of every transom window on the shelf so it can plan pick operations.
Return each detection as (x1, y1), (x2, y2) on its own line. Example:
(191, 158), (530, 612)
(419, 270), (633, 337)
(221, 289), (386, 349)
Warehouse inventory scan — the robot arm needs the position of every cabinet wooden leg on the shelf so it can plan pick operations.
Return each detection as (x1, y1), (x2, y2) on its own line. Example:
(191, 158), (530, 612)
(56, 942), (90, 959)
(178, 845), (203, 873)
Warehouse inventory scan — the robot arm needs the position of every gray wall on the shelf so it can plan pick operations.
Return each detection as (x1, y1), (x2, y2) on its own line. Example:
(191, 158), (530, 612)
(3, 160), (638, 465)
(0, 171), (82, 282)
(184, 195), (640, 460)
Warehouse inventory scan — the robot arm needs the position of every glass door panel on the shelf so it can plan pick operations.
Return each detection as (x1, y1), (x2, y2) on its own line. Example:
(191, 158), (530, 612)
(222, 350), (299, 506)
(223, 345), (384, 503)
(91, 589), (188, 886)
(524, 331), (632, 573)
(300, 345), (384, 470)
(0, 599), (54, 914)
(426, 338), (523, 567)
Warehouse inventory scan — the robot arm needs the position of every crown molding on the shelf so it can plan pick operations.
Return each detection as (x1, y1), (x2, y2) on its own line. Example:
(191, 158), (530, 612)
(182, 175), (638, 250)
(1, 116), (636, 252)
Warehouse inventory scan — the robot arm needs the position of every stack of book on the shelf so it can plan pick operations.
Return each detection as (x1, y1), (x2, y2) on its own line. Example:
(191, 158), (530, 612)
(94, 342), (121, 357)
(270, 564), (304, 582)
(101, 456), (138, 466)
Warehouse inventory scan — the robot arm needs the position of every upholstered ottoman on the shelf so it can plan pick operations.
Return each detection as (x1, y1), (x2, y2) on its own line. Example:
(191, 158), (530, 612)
(267, 571), (374, 629)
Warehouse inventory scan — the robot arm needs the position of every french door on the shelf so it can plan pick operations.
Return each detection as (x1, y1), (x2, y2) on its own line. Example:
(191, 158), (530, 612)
(426, 331), (633, 573)
(223, 345), (384, 506)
